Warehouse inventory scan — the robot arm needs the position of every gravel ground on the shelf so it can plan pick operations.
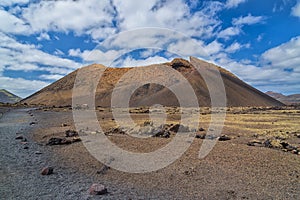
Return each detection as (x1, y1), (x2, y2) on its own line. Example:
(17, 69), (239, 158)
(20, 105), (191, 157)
(0, 108), (164, 200)
(1, 108), (300, 199)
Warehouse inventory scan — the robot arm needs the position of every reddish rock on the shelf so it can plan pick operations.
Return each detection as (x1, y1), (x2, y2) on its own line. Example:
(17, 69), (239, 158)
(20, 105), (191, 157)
(41, 167), (54, 175)
(89, 183), (108, 195)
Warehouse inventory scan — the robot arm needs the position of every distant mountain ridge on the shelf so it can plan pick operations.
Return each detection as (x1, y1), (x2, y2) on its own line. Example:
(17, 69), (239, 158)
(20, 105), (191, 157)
(266, 91), (300, 105)
(0, 89), (22, 103)
(22, 57), (284, 107)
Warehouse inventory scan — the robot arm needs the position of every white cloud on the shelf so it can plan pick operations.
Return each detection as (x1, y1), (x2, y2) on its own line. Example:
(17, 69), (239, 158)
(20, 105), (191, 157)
(225, 0), (247, 8)
(37, 32), (50, 41)
(68, 48), (81, 57)
(291, 1), (300, 17)
(0, 76), (49, 98)
(0, 0), (29, 6)
(218, 27), (241, 40)
(0, 9), (30, 34)
(0, 32), (81, 71)
(205, 40), (224, 55)
(21, 0), (116, 39)
(54, 49), (64, 56)
(232, 14), (265, 26)
(225, 42), (250, 53)
(112, 0), (222, 38)
(39, 74), (64, 81)
(112, 55), (171, 68)
(261, 36), (300, 71)
(209, 36), (300, 94)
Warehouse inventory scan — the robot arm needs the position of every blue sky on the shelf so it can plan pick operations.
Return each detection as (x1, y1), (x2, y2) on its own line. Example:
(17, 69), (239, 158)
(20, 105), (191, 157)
(0, 0), (299, 98)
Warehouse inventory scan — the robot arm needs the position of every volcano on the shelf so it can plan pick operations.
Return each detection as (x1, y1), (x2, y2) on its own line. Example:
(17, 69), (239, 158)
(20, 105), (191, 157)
(22, 57), (284, 107)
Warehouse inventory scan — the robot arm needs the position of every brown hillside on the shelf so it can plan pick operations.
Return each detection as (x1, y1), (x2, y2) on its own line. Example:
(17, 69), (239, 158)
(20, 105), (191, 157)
(22, 57), (284, 107)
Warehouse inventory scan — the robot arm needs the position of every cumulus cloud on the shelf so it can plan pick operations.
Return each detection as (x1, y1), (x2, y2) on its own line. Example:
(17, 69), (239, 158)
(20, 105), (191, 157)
(0, 9), (30, 34)
(225, 0), (247, 8)
(39, 74), (64, 81)
(112, 0), (222, 38)
(0, 0), (29, 6)
(211, 36), (300, 94)
(225, 42), (250, 53)
(0, 32), (82, 97)
(232, 14), (265, 26)
(21, 0), (116, 39)
(261, 36), (300, 71)
(0, 76), (49, 98)
(0, 32), (81, 71)
(112, 55), (171, 68)
(218, 27), (241, 40)
(37, 32), (50, 41)
(291, 1), (300, 17)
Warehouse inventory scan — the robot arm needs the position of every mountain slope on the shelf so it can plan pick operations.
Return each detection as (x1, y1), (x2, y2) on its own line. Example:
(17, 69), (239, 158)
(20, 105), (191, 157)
(22, 57), (284, 107)
(266, 91), (300, 105)
(0, 89), (22, 103)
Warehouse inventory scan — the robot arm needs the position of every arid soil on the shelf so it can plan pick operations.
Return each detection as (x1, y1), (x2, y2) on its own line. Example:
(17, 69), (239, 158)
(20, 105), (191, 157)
(2, 106), (297, 199)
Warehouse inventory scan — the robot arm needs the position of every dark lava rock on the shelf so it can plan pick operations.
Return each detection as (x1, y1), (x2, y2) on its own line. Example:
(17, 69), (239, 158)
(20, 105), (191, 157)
(96, 165), (110, 175)
(47, 137), (72, 145)
(280, 141), (297, 151)
(65, 130), (79, 137)
(247, 140), (264, 147)
(218, 135), (231, 141)
(169, 124), (190, 132)
(89, 183), (108, 195)
(195, 134), (206, 139)
(105, 127), (125, 135)
(61, 123), (68, 127)
(15, 135), (24, 140)
(152, 129), (170, 138)
(41, 167), (54, 175)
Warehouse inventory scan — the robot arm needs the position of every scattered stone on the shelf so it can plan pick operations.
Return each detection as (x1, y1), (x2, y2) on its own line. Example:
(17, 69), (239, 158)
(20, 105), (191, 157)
(280, 141), (297, 151)
(199, 127), (205, 132)
(264, 139), (281, 148)
(41, 167), (54, 175)
(96, 165), (110, 175)
(195, 134), (206, 139)
(30, 122), (36, 125)
(35, 151), (42, 155)
(23, 146), (29, 149)
(65, 130), (79, 137)
(152, 128), (171, 138)
(247, 140), (263, 147)
(169, 124), (190, 132)
(61, 123), (68, 127)
(218, 135), (231, 141)
(46, 137), (81, 145)
(15, 135), (24, 140)
(292, 149), (299, 155)
(71, 137), (82, 143)
(47, 137), (72, 145)
(89, 183), (108, 195)
(105, 127), (125, 135)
